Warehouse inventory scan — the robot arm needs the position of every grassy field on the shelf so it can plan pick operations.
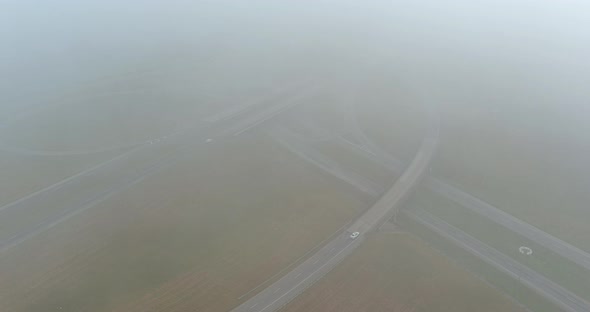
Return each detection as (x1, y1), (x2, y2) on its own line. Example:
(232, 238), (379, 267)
(281, 232), (526, 312)
(0, 133), (365, 312)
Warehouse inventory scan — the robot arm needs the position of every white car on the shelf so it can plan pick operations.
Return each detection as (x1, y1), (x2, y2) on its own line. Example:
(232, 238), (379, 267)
(350, 232), (360, 239)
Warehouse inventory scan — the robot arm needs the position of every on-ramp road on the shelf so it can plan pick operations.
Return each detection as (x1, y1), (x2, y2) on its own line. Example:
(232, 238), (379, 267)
(269, 122), (590, 312)
(231, 121), (438, 312)
(334, 130), (590, 273)
(234, 233), (363, 312)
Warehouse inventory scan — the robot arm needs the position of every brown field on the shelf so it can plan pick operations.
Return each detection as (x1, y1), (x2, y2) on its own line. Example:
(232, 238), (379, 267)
(281, 232), (526, 312)
(0, 133), (365, 312)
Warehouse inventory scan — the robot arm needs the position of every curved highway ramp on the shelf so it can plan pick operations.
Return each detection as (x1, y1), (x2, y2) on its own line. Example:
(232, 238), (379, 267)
(334, 130), (590, 275)
(231, 126), (438, 312)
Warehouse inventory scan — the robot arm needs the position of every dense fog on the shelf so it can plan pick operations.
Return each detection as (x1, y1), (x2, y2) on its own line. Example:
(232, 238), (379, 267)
(1, 1), (590, 312)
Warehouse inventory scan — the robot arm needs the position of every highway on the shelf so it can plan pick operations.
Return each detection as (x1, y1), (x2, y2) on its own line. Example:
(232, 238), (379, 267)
(406, 208), (590, 312)
(0, 85), (296, 157)
(225, 89), (317, 137)
(233, 233), (363, 312)
(347, 135), (438, 233)
(269, 117), (590, 311)
(232, 118), (438, 312)
(269, 126), (384, 197)
(203, 82), (309, 124)
(427, 178), (590, 271)
(314, 98), (590, 273)
(0, 139), (141, 156)
(0, 85), (313, 254)
(331, 131), (590, 273)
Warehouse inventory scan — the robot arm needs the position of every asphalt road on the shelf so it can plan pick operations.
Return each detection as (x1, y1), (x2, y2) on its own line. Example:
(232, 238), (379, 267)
(224, 89), (317, 137)
(0, 84), (306, 157)
(270, 113), (590, 311)
(332, 131), (590, 273)
(406, 208), (590, 312)
(427, 178), (590, 271)
(270, 126), (384, 197)
(271, 124), (590, 312)
(232, 233), (363, 312)
(203, 83), (302, 124)
(232, 118), (438, 312)
(347, 135), (438, 233)
(0, 85), (312, 254)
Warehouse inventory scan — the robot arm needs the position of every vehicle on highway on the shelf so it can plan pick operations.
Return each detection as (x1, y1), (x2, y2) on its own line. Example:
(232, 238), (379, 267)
(350, 232), (360, 239)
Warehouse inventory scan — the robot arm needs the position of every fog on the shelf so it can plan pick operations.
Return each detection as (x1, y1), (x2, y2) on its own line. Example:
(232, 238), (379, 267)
(3, 0), (590, 136)
(1, 1), (590, 311)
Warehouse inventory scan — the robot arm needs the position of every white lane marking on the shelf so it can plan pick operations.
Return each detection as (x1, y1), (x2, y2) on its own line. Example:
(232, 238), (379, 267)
(250, 303), (258, 309)
(294, 272), (302, 278)
(330, 248), (335, 253)
(272, 288), (281, 294)
(312, 259), (319, 265)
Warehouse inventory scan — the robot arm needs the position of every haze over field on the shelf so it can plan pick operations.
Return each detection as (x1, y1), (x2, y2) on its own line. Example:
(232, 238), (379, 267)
(1, 1), (590, 312)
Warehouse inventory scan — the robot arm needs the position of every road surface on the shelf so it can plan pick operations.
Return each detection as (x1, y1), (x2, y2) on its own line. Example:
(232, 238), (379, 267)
(224, 89), (317, 137)
(347, 135), (438, 233)
(331, 132), (590, 273)
(233, 233), (363, 312)
(269, 114), (590, 311)
(0, 85), (312, 253)
(0, 84), (302, 157)
(298, 97), (590, 274)
(232, 119), (438, 312)
(427, 178), (590, 271)
(204, 82), (309, 124)
(406, 208), (590, 312)
(268, 116), (590, 311)
(269, 126), (384, 197)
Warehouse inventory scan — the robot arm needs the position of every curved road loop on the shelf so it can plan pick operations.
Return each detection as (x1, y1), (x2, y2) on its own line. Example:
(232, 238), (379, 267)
(268, 114), (590, 311)
(231, 117), (439, 312)
(270, 125), (590, 312)
(333, 130), (590, 273)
